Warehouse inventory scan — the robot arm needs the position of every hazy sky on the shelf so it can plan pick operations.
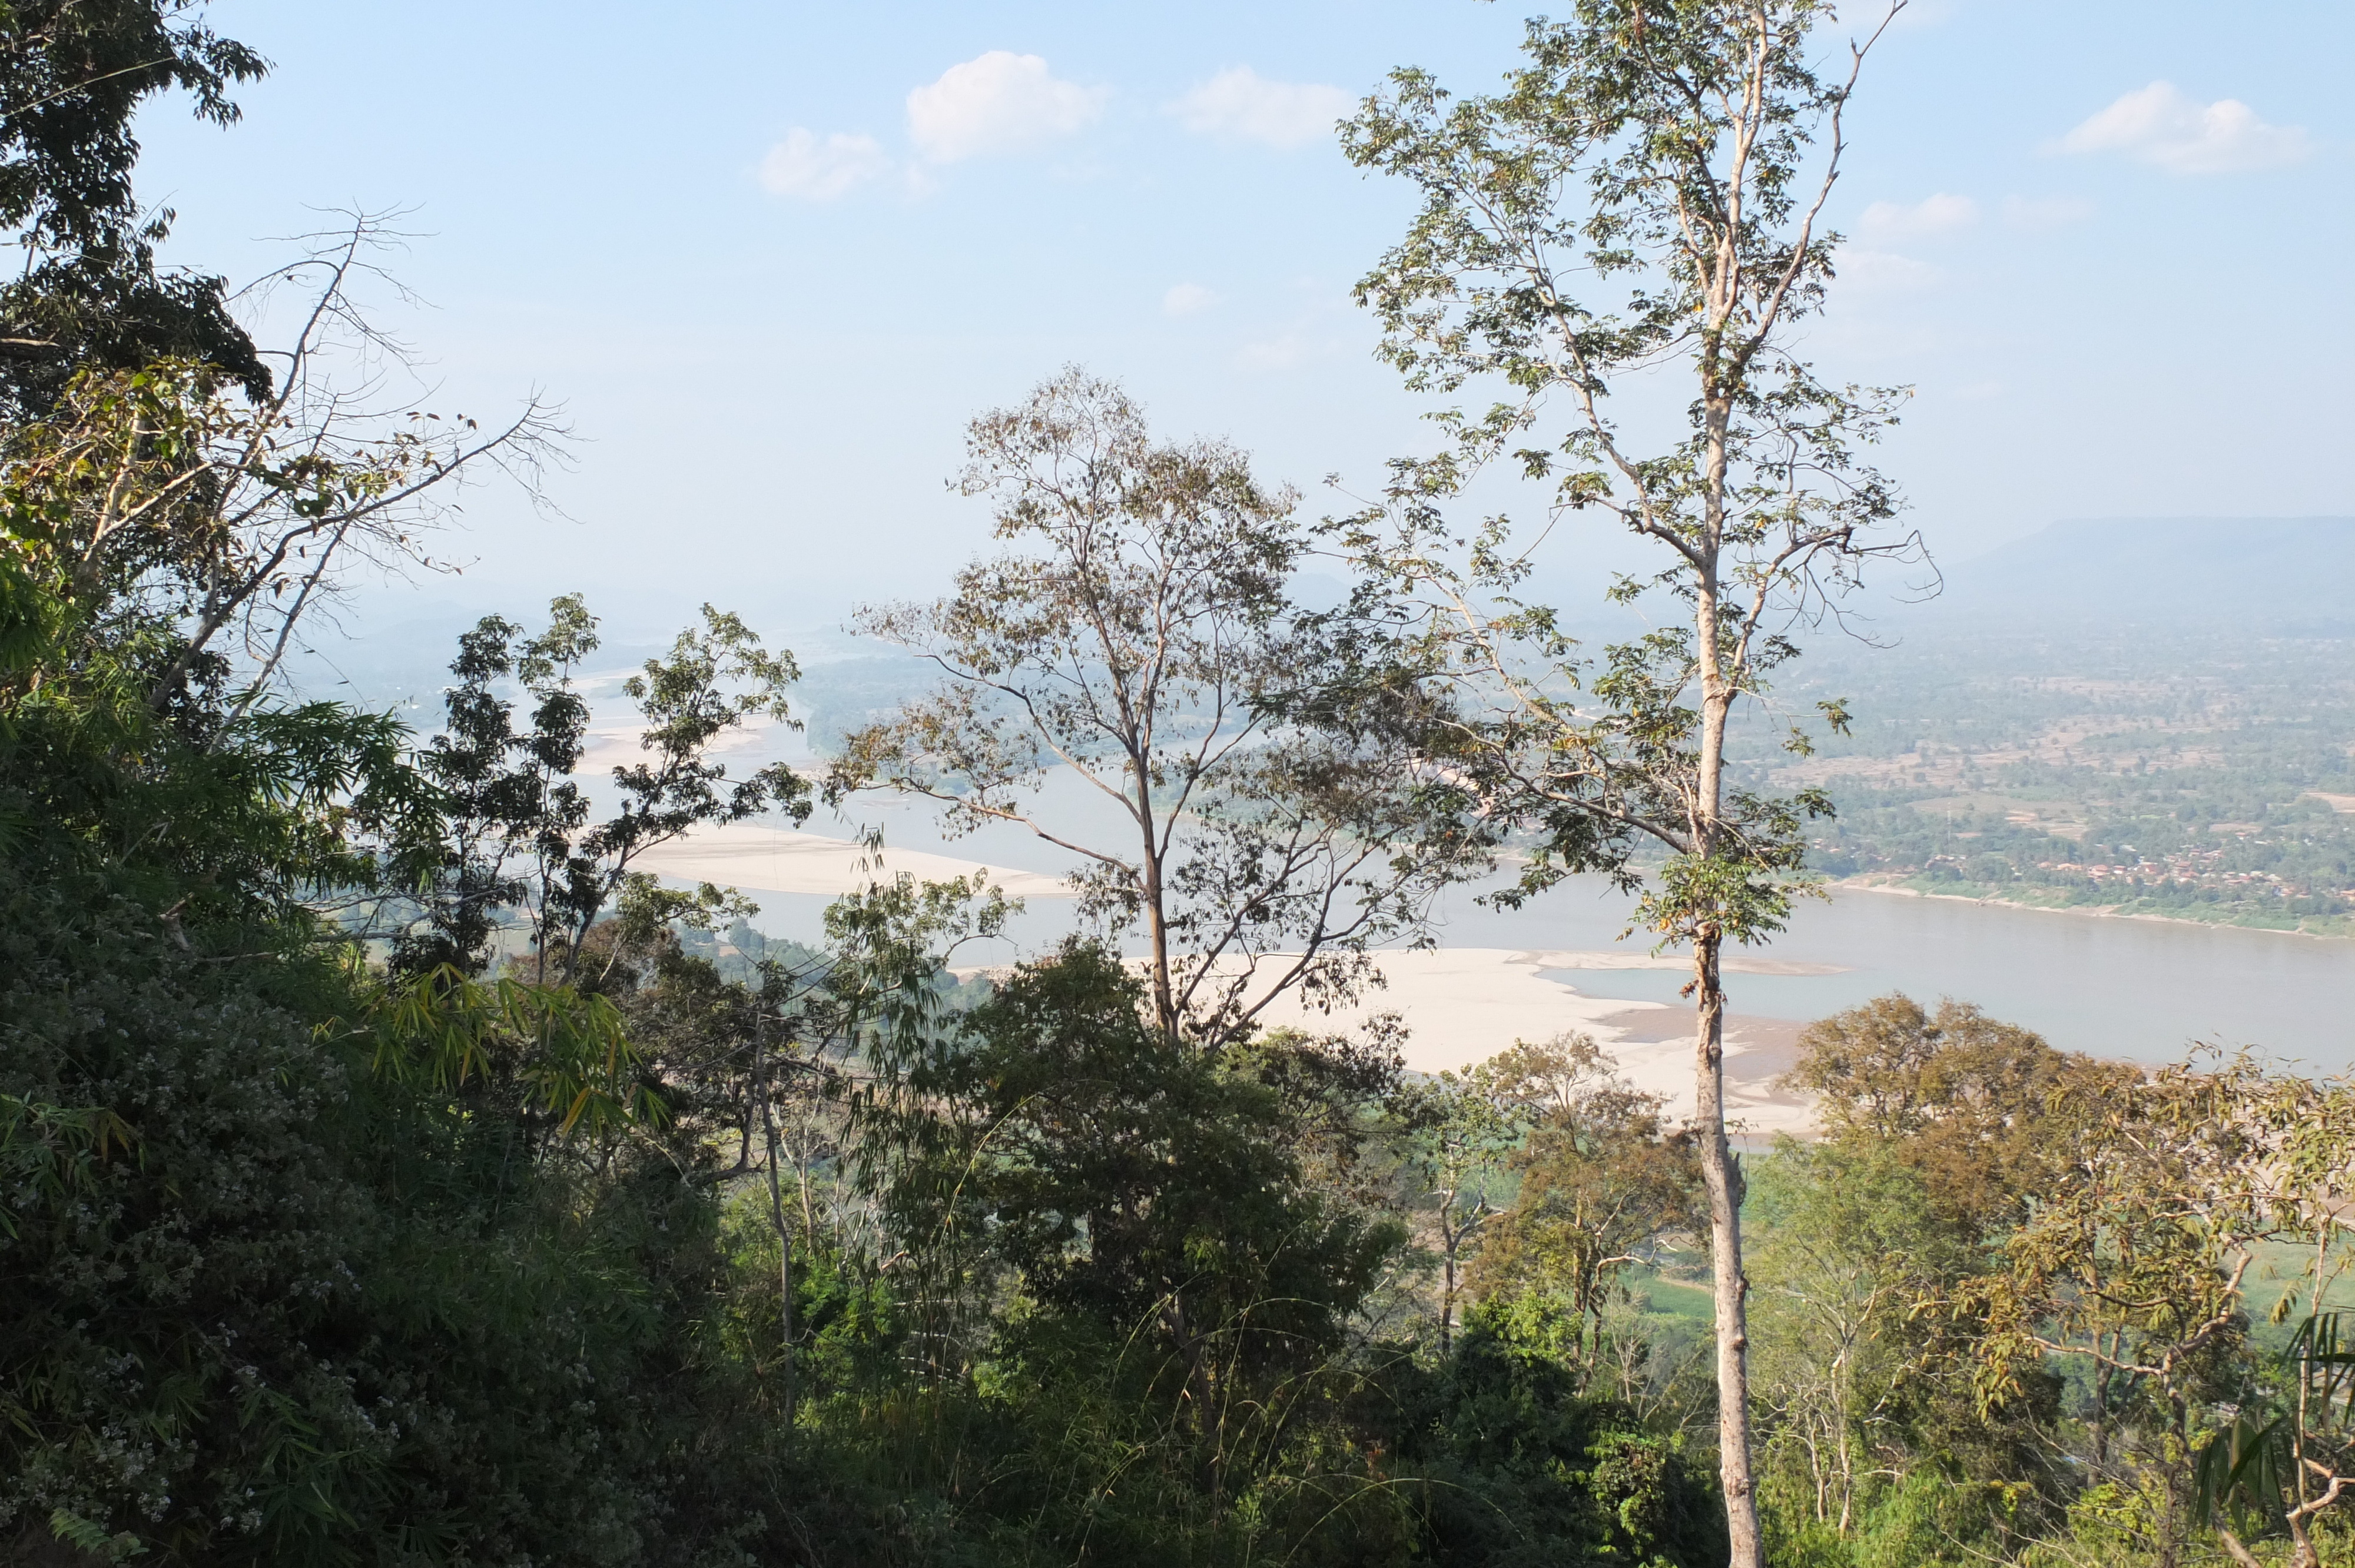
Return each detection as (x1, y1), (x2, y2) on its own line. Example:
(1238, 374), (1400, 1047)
(135, 1), (2352, 642)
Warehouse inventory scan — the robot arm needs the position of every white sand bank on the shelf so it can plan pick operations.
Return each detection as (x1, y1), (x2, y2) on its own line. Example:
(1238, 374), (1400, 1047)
(1251, 949), (1815, 1137)
(633, 826), (1812, 1135)
(629, 821), (1073, 899)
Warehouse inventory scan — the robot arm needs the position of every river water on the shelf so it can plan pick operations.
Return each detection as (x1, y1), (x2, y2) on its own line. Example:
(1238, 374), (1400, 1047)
(729, 759), (2355, 1073)
(741, 851), (2354, 1072)
(1427, 878), (2355, 1072)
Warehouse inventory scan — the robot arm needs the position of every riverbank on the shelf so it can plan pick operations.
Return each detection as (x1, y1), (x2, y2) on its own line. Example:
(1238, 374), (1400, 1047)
(1243, 948), (1817, 1138)
(1836, 875), (2355, 942)
(636, 822), (2354, 1079)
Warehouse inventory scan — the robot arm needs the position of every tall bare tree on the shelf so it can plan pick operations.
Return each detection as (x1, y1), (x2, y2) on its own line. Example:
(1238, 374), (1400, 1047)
(0, 217), (562, 716)
(831, 368), (1492, 1048)
(1334, 4), (1916, 1559)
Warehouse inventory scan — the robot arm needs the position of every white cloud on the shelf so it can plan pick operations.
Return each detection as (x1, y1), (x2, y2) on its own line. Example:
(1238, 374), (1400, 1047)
(1171, 66), (1352, 150)
(2058, 82), (2311, 175)
(906, 51), (1107, 163)
(1162, 282), (1220, 317)
(758, 128), (891, 200)
(2002, 194), (2094, 231)
(1238, 333), (1308, 370)
(1856, 192), (1979, 241)
(1835, 248), (1942, 293)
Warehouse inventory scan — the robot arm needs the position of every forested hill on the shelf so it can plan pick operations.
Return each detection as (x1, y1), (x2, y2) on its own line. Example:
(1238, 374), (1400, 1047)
(1933, 516), (2355, 630)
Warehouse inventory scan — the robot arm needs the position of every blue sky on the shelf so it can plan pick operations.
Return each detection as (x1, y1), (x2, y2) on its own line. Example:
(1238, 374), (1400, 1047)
(135, 1), (2353, 643)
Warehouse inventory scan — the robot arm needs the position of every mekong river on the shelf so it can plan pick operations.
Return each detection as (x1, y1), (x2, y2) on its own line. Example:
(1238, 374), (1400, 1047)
(1430, 879), (2355, 1072)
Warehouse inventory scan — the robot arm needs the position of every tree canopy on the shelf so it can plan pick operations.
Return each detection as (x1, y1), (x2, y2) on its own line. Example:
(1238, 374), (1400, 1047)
(1, 6), (2343, 1568)
(0, 0), (268, 414)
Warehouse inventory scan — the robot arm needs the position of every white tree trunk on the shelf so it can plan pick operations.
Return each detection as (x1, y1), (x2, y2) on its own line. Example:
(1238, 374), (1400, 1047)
(1694, 934), (1762, 1566)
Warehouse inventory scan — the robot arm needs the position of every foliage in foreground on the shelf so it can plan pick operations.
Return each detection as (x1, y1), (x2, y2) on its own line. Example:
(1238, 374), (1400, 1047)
(8, 5), (2354, 1564)
(0, 453), (1723, 1563)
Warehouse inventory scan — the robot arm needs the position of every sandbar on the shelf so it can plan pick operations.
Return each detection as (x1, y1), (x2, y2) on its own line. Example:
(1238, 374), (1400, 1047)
(1246, 948), (1815, 1137)
(629, 820), (1073, 899)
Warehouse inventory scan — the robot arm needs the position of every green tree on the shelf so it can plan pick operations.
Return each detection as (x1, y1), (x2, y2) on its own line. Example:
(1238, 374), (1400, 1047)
(2218, 1071), (2355, 1568)
(832, 368), (1493, 1049)
(1955, 1062), (2279, 1568)
(0, 546), (775, 1565)
(2143, 1065), (2355, 1568)
(1785, 993), (2132, 1237)
(1467, 1034), (1701, 1387)
(392, 596), (601, 975)
(1747, 1141), (1955, 1544)
(0, 0), (268, 414)
(883, 941), (1402, 1506)
(1776, 996), (2122, 1549)
(1381, 1303), (1729, 1567)
(390, 595), (811, 985)
(1392, 1058), (1523, 1354)
(1335, 6), (1917, 1554)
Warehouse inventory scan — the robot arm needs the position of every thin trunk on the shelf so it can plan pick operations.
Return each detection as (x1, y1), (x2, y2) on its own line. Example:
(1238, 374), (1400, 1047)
(2159, 1390), (2187, 1568)
(2092, 1341), (2112, 1474)
(798, 1142), (817, 1243)
(217, 520), (350, 735)
(757, 1018), (797, 1432)
(2287, 1514), (2320, 1568)
(1695, 931), (1762, 1567)
(1144, 855), (1178, 1043)
(1691, 410), (1760, 1562)
(2213, 1519), (2264, 1568)
(1135, 765), (1180, 1045)
(2290, 1228), (2326, 1568)
(1440, 1232), (1457, 1356)
(1160, 1287), (1219, 1458)
(1836, 1425), (1853, 1534)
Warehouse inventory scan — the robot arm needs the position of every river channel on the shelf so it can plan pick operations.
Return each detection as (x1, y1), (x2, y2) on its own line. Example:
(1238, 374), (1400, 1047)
(712, 757), (2355, 1074)
(1427, 879), (2355, 1072)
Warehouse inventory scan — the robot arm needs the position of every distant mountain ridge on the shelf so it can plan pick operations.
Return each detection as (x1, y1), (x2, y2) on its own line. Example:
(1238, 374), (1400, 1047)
(1932, 517), (2355, 630)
